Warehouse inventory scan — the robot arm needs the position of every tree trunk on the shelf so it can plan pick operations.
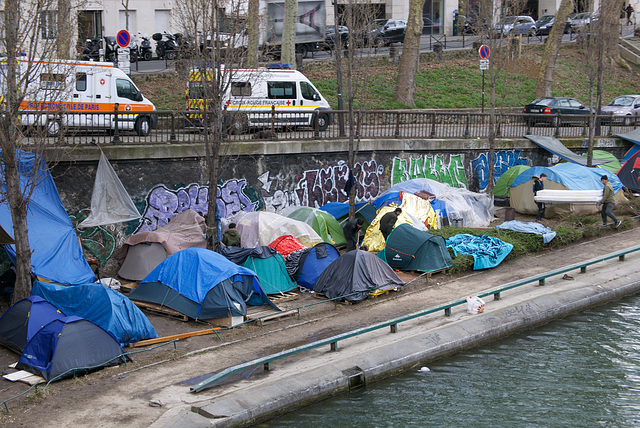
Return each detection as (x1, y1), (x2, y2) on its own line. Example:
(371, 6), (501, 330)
(246, 0), (260, 68)
(57, 0), (73, 59)
(534, 0), (574, 97)
(395, 0), (427, 106)
(282, 0), (297, 68)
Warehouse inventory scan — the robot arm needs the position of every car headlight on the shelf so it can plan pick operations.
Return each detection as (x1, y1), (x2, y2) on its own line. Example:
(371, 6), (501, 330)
(614, 110), (626, 114)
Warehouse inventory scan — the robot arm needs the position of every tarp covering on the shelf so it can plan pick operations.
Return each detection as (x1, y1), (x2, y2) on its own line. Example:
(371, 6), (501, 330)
(130, 248), (277, 320)
(32, 281), (158, 346)
(615, 128), (640, 146)
(16, 316), (127, 382)
(314, 250), (405, 303)
(282, 206), (346, 246)
(269, 235), (306, 258)
(78, 152), (141, 228)
(494, 165), (530, 197)
(446, 234), (514, 270)
(0, 151), (95, 284)
(319, 202), (377, 228)
(496, 220), (557, 244)
(378, 224), (452, 272)
(226, 211), (323, 248)
(524, 135), (609, 166)
(617, 149), (640, 193)
(0, 296), (66, 353)
(216, 245), (277, 265)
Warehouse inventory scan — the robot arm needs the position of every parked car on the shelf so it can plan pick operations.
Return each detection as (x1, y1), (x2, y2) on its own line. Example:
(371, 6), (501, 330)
(523, 97), (592, 126)
(601, 95), (640, 125)
(368, 19), (407, 46)
(490, 16), (536, 38)
(319, 25), (349, 51)
(535, 14), (571, 35)
(569, 12), (597, 31)
(422, 16), (440, 34)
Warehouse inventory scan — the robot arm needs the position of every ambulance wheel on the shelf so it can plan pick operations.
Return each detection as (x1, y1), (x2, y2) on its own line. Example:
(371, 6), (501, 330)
(135, 116), (151, 136)
(314, 113), (329, 132)
(166, 51), (176, 60)
(229, 113), (248, 134)
(46, 120), (60, 137)
(143, 51), (152, 61)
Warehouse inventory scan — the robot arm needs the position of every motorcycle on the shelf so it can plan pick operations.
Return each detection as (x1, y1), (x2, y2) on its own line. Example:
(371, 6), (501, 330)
(104, 36), (118, 62)
(80, 38), (101, 61)
(138, 33), (153, 61)
(153, 32), (179, 60)
(128, 36), (138, 62)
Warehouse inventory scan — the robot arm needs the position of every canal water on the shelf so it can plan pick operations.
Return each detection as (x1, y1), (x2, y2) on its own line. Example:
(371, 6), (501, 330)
(261, 294), (640, 427)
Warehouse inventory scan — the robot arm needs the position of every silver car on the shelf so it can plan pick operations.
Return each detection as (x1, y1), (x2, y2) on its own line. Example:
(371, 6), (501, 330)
(491, 16), (536, 38)
(601, 95), (640, 125)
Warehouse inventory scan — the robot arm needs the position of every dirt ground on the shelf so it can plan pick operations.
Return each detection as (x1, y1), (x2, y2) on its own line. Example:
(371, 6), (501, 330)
(0, 207), (638, 427)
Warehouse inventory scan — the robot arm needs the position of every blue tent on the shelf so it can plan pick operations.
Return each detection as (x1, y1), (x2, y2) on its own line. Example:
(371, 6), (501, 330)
(0, 296), (66, 353)
(319, 202), (377, 227)
(291, 243), (340, 289)
(0, 151), (95, 284)
(32, 281), (158, 346)
(16, 316), (128, 382)
(130, 248), (277, 320)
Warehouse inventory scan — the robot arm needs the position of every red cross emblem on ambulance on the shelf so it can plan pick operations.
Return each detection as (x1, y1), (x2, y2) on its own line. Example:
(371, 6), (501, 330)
(100, 78), (106, 85)
(225, 99), (231, 105)
(286, 100), (291, 106)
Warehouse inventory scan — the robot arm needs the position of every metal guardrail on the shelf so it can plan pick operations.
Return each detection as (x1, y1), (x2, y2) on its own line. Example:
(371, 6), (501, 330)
(15, 109), (639, 145)
(190, 243), (640, 393)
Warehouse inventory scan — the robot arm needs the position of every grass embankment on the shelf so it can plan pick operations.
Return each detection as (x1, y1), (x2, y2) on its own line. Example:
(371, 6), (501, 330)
(134, 43), (640, 111)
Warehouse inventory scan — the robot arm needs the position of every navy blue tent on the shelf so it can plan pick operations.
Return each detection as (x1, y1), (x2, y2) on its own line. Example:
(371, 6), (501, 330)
(0, 151), (95, 284)
(291, 243), (340, 289)
(0, 296), (66, 353)
(32, 281), (158, 346)
(16, 316), (127, 382)
(130, 248), (278, 320)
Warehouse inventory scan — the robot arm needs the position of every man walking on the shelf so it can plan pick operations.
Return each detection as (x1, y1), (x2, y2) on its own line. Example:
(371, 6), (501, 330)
(342, 217), (364, 251)
(627, 3), (635, 25)
(379, 208), (402, 240)
(532, 173), (547, 221)
(601, 175), (621, 227)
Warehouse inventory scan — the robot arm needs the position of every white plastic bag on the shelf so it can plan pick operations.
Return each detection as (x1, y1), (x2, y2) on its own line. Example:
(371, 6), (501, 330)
(99, 277), (121, 290)
(466, 296), (485, 314)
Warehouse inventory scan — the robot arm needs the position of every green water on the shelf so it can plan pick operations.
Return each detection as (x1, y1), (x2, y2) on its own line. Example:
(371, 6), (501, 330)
(262, 295), (640, 427)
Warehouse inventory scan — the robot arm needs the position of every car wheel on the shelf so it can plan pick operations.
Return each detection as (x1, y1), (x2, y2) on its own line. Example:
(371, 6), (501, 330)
(296, 44), (309, 59)
(135, 116), (151, 136)
(314, 113), (330, 132)
(529, 28), (537, 37)
(46, 120), (60, 137)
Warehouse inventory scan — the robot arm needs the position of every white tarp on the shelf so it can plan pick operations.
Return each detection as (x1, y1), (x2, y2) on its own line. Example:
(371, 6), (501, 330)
(78, 152), (141, 228)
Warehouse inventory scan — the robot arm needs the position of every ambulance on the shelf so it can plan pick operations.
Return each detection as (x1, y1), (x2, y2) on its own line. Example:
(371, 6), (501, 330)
(1, 59), (156, 136)
(186, 66), (333, 133)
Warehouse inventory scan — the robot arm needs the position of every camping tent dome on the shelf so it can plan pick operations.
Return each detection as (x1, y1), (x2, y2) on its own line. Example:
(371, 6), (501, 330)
(16, 315), (127, 382)
(130, 248), (277, 320)
(290, 242), (340, 289)
(378, 224), (452, 272)
(314, 250), (405, 303)
(282, 206), (346, 246)
(494, 165), (531, 197)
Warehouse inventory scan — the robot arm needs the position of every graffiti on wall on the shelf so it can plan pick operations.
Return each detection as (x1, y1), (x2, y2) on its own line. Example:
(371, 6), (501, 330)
(471, 150), (529, 191)
(136, 180), (258, 232)
(260, 160), (384, 212)
(391, 154), (467, 188)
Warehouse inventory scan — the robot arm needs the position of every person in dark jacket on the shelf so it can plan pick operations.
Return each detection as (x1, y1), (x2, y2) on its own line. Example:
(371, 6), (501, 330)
(532, 173), (547, 221)
(601, 175), (621, 227)
(222, 223), (242, 246)
(343, 218), (364, 251)
(379, 208), (402, 240)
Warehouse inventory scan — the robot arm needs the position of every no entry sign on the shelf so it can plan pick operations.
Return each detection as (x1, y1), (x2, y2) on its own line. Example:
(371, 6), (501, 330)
(117, 30), (131, 48)
(478, 45), (490, 59)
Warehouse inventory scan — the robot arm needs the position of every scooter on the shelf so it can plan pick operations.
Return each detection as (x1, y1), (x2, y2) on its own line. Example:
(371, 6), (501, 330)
(138, 33), (153, 61)
(80, 38), (101, 61)
(153, 32), (179, 60)
(128, 36), (138, 62)
(104, 36), (118, 62)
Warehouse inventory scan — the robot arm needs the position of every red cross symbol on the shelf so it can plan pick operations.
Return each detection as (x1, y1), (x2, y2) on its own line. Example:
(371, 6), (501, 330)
(225, 100), (231, 105)
(286, 100), (291, 106)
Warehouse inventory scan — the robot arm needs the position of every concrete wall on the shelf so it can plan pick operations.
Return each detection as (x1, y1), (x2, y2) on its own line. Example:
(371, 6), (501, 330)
(50, 136), (626, 273)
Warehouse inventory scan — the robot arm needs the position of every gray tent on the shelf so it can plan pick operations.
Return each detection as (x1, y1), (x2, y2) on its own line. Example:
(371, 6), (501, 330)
(314, 250), (405, 303)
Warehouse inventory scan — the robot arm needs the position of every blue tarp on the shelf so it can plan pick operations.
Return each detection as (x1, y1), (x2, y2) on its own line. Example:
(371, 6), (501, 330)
(0, 151), (95, 284)
(32, 281), (158, 346)
(496, 220), (557, 244)
(446, 234), (514, 270)
(510, 163), (624, 193)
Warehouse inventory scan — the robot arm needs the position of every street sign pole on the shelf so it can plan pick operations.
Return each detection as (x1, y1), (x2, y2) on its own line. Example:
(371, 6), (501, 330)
(478, 45), (490, 114)
(482, 70), (485, 113)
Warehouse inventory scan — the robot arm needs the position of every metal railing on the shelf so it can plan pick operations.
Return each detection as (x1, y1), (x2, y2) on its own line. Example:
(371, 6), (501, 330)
(14, 109), (638, 145)
(190, 243), (640, 393)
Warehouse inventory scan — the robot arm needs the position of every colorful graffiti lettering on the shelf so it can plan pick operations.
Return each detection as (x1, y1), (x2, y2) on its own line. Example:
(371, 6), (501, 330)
(137, 180), (257, 232)
(471, 150), (529, 191)
(391, 154), (467, 188)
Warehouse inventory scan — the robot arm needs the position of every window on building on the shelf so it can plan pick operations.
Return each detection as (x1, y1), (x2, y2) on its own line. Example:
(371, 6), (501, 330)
(40, 10), (57, 39)
(78, 10), (103, 41)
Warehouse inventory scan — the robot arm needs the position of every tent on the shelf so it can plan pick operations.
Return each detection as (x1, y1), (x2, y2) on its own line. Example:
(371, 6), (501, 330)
(269, 235), (306, 258)
(378, 224), (452, 272)
(494, 165), (531, 197)
(118, 209), (207, 281)
(129, 248), (277, 320)
(314, 250), (405, 303)
(16, 316), (128, 382)
(32, 281), (158, 346)
(282, 206), (346, 247)
(226, 211), (323, 248)
(509, 163), (624, 217)
(0, 151), (95, 285)
(319, 202), (377, 229)
(617, 149), (640, 193)
(583, 150), (621, 175)
(289, 243), (340, 289)
(216, 246), (297, 294)
(0, 296), (66, 353)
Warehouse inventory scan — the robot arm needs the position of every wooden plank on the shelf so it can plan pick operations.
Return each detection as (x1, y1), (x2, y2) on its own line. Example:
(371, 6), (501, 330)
(268, 291), (300, 303)
(131, 300), (189, 322)
(118, 280), (139, 293)
(129, 327), (223, 348)
(245, 306), (297, 324)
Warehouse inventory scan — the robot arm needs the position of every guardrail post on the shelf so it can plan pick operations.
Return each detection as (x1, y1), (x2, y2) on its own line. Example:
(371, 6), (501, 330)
(496, 113), (502, 137)
(170, 112), (176, 141)
(619, 254), (626, 261)
(394, 113), (400, 137)
(271, 105), (276, 132)
(330, 342), (338, 352)
(390, 324), (397, 333)
(538, 279), (545, 286)
(314, 112), (320, 138)
(554, 114), (561, 137)
(464, 114), (470, 138)
(263, 362), (270, 371)
(608, 113), (614, 137)
(430, 113), (436, 137)
(580, 266), (587, 273)
(444, 307), (451, 317)
(112, 103), (121, 144)
(494, 292), (501, 300)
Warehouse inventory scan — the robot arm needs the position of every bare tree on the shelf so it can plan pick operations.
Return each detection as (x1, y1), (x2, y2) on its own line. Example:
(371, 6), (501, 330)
(281, 0), (297, 67)
(395, 0), (427, 106)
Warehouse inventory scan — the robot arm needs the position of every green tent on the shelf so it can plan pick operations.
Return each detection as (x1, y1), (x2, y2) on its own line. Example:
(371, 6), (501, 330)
(377, 224), (452, 272)
(283, 206), (346, 247)
(582, 150), (621, 174)
(494, 165), (531, 197)
(243, 252), (297, 295)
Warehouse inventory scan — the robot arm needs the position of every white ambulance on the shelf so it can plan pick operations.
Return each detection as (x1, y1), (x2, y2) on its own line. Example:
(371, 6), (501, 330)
(1, 59), (156, 136)
(187, 66), (333, 133)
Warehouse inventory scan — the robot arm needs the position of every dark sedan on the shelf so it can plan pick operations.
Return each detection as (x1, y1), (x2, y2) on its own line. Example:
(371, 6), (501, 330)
(319, 25), (349, 51)
(524, 97), (592, 126)
(535, 15), (571, 35)
(369, 19), (407, 46)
